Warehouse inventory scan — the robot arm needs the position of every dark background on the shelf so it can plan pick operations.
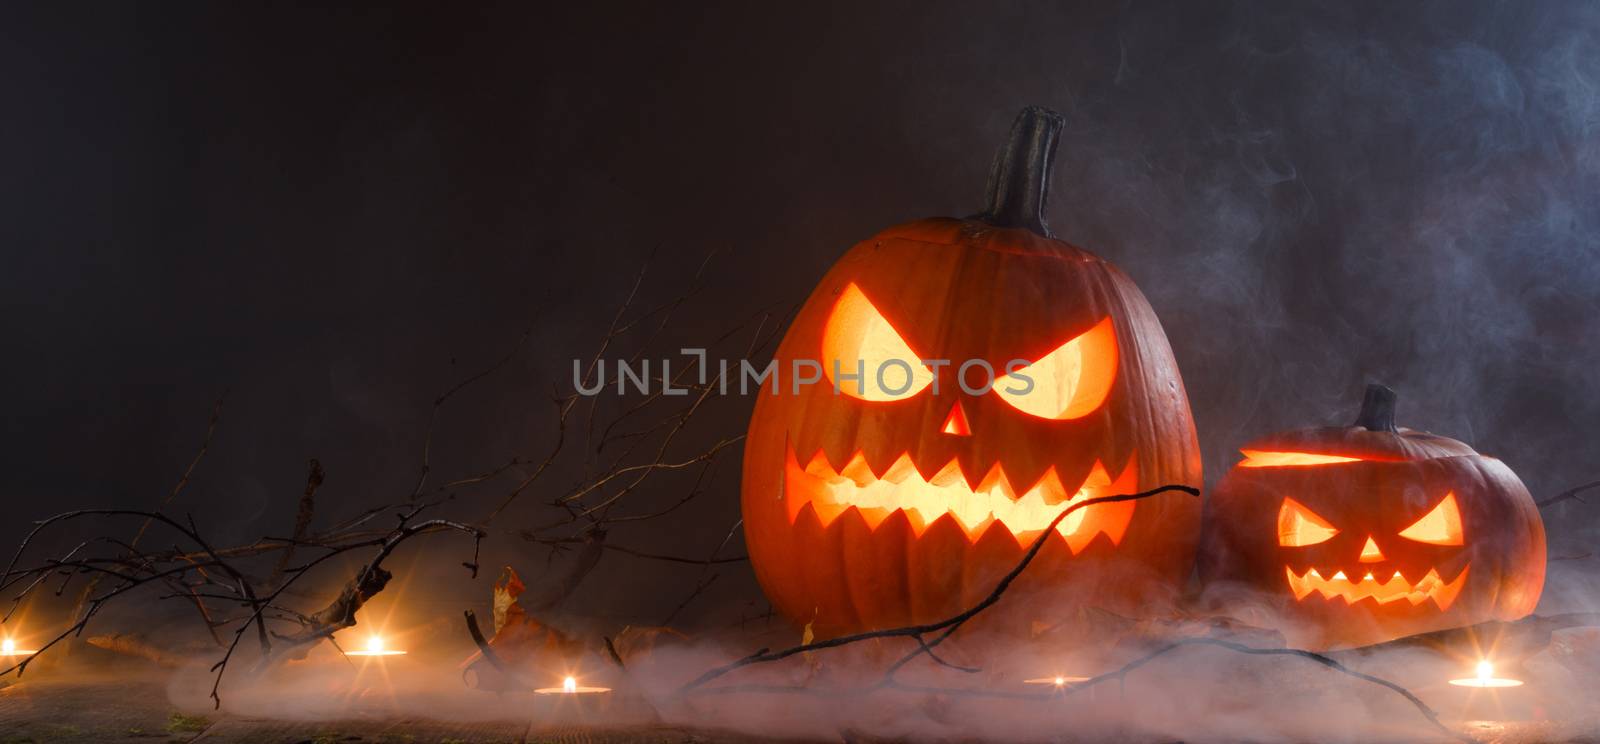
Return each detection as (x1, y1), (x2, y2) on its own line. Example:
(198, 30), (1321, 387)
(3, 1), (1598, 628)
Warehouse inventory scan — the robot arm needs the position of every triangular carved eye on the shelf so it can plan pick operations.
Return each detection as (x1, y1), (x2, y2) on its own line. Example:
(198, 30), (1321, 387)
(993, 317), (1118, 420)
(822, 283), (935, 401)
(1278, 497), (1339, 547)
(1397, 492), (1464, 546)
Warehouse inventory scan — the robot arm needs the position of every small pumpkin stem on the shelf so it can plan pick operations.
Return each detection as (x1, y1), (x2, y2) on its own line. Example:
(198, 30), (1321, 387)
(1353, 384), (1399, 433)
(976, 106), (1064, 237)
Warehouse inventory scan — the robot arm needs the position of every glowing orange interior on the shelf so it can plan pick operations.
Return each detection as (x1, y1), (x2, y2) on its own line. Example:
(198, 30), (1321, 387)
(1396, 492), (1464, 546)
(994, 317), (1119, 420)
(1276, 492), (1469, 609)
(784, 445), (1138, 552)
(1285, 565), (1469, 610)
(941, 402), (972, 436)
(821, 283), (934, 401)
(1240, 450), (1362, 468)
(821, 284), (1120, 420)
(1277, 497), (1339, 547)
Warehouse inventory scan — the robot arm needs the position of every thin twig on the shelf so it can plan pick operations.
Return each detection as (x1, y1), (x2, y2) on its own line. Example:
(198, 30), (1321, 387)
(267, 459), (324, 589)
(597, 543), (748, 565)
(413, 331), (530, 501)
(69, 396), (225, 626)
(688, 638), (1471, 743)
(1537, 479), (1600, 509)
(1063, 638), (1470, 743)
(660, 518), (743, 625)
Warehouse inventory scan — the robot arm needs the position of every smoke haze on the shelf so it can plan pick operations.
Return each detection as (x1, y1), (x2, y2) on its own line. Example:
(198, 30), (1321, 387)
(3, 1), (1600, 737)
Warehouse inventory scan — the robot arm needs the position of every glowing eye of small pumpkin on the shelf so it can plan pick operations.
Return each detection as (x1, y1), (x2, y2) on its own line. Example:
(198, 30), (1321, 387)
(821, 283), (935, 401)
(1278, 497), (1339, 547)
(1397, 492), (1464, 546)
(993, 317), (1118, 420)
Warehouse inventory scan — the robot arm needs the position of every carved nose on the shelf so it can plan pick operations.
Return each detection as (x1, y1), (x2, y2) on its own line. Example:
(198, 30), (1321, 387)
(941, 401), (971, 436)
(1359, 536), (1386, 563)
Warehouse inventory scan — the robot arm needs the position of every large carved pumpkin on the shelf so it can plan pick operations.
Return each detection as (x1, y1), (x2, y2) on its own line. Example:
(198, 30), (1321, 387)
(740, 107), (1203, 639)
(1198, 384), (1546, 649)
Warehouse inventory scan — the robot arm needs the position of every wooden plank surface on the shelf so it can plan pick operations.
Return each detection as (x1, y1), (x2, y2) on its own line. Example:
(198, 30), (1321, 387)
(0, 678), (798, 743)
(7, 677), (1598, 744)
(191, 717), (530, 743)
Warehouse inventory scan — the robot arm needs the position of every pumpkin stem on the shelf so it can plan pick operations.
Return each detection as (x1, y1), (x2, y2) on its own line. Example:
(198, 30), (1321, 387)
(976, 106), (1064, 237)
(1353, 383), (1399, 433)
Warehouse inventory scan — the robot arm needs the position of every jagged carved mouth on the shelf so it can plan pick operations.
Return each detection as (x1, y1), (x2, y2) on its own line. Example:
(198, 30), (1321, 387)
(1284, 565), (1469, 610)
(783, 444), (1138, 552)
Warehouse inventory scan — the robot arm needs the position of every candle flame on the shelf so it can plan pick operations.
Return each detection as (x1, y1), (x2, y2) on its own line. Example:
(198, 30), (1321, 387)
(366, 636), (384, 654)
(563, 676), (577, 693)
(1053, 676), (1065, 686)
(1, 639), (13, 655)
(1476, 660), (1493, 680)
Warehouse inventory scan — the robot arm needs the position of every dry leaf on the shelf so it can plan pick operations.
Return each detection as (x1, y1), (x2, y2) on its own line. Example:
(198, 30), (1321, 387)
(610, 625), (690, 667)
(492, 566), (526, 634)
(475, 566), (583, 672)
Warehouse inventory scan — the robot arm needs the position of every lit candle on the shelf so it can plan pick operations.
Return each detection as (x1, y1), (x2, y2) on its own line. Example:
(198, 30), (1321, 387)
(1449, 659), (1523, 688)
(0, 637), (37, 656)
(534, 675), (611, 695)
(344, 634), (406, 657)
(1024, 675), (1090, 687)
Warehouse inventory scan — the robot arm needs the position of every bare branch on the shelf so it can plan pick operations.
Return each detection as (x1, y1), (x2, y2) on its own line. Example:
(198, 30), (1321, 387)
(1537, 479), (1600, 509)
(413, 331), (530, 501)
(1063, 638), (1470, 743)
(69, 395), (225, 625)
(267, 459), (324, 589)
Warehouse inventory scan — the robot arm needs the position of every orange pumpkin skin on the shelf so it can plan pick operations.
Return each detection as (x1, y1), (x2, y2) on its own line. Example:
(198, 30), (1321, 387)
(1198, 385), (1546, 649)
(741, 108), (1202, 639)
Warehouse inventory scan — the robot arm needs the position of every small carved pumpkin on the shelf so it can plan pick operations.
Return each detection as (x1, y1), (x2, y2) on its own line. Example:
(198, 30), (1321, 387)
(740, 107), (1203, 639)
(1199, 384), (1546, 649)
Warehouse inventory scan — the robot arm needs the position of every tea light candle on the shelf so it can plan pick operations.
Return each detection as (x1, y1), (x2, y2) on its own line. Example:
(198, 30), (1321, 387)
(344, 635), (406, 657)
(1023, 675), (1090, 688)
(534, 675), (611, 695)
(0, 638), (37, 656)
(1449, 660), (1523, 688)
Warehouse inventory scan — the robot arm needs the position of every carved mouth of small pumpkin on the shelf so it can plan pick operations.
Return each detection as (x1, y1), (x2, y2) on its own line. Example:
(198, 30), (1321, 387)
(783, 444), (1138, 551)
(1284, 565), (1469, 610)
